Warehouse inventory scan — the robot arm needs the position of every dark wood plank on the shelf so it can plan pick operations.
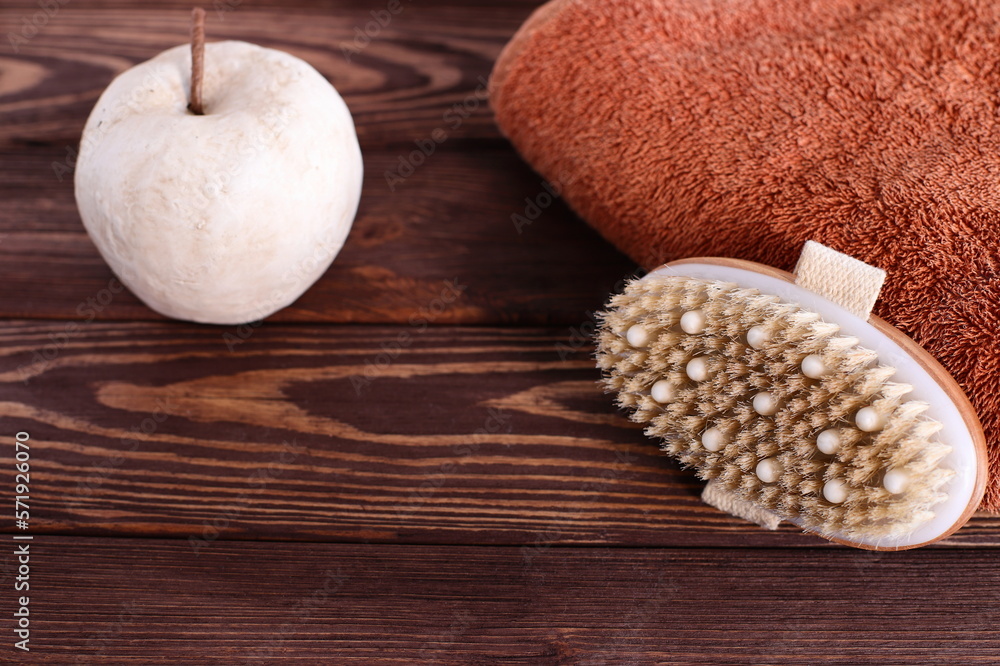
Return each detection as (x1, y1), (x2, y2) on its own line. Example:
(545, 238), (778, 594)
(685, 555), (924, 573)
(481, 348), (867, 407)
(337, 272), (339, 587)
(0, 145), (635, 324)
(2, 320), (997, 548)
(0, 5), (530, 147)
(9, 536), (1000, 662)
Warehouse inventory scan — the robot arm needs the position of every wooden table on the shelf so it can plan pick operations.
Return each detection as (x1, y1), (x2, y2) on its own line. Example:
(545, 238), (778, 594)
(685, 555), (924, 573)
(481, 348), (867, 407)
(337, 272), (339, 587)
(2, 1), (999, 662)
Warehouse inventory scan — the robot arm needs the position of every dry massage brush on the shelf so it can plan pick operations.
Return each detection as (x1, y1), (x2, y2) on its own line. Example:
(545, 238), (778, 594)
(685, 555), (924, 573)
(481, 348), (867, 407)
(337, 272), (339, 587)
(596, 242), (986, 549)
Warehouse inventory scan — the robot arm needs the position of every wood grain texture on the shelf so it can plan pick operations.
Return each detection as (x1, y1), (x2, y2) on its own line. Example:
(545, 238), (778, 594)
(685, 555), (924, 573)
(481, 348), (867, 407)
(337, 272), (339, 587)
(2, 320), (999, 548)
(12, 536), (1000, 663)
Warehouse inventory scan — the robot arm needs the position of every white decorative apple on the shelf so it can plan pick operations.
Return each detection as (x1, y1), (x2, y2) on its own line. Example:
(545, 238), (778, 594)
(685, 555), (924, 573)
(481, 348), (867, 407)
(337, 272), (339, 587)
(75, 39), (363, 324)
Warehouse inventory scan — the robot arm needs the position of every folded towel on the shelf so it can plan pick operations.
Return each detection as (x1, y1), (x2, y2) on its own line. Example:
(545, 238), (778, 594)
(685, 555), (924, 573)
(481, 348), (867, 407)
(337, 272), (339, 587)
(491, 0), (1000, 510)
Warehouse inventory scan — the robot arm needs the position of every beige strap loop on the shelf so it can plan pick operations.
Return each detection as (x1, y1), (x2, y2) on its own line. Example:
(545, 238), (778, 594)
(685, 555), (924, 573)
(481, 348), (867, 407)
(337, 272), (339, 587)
(794, 241), (886, 320)
(701, 479), (781, 530)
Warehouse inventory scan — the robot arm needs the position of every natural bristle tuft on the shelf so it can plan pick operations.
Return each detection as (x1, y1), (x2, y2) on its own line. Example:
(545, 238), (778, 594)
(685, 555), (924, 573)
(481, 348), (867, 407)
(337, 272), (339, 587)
(596, 274), (954, 541)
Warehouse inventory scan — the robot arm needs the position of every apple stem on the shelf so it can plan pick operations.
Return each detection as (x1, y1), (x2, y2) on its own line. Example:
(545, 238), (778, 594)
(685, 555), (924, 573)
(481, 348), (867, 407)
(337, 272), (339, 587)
(188, 7), (206, 115)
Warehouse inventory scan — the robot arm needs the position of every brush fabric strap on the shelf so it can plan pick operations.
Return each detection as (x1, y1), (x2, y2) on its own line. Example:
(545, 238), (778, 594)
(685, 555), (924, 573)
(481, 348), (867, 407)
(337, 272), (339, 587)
(701, 477), (782, 531)
(794, 241), (886, 320)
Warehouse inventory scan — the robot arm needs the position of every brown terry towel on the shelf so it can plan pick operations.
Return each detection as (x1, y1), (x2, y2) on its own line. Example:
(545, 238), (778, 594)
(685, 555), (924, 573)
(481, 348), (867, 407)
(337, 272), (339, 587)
(491, 0), (1000, 511)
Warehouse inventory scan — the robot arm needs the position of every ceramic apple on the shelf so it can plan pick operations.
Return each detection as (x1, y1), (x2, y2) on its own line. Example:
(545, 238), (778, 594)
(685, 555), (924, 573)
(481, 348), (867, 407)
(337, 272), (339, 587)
(74, 40), (363, 324)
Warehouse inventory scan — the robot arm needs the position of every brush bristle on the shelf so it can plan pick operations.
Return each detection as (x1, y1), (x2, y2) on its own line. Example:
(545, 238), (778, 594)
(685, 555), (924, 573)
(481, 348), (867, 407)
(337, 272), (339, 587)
(597, 275), (954, 540)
